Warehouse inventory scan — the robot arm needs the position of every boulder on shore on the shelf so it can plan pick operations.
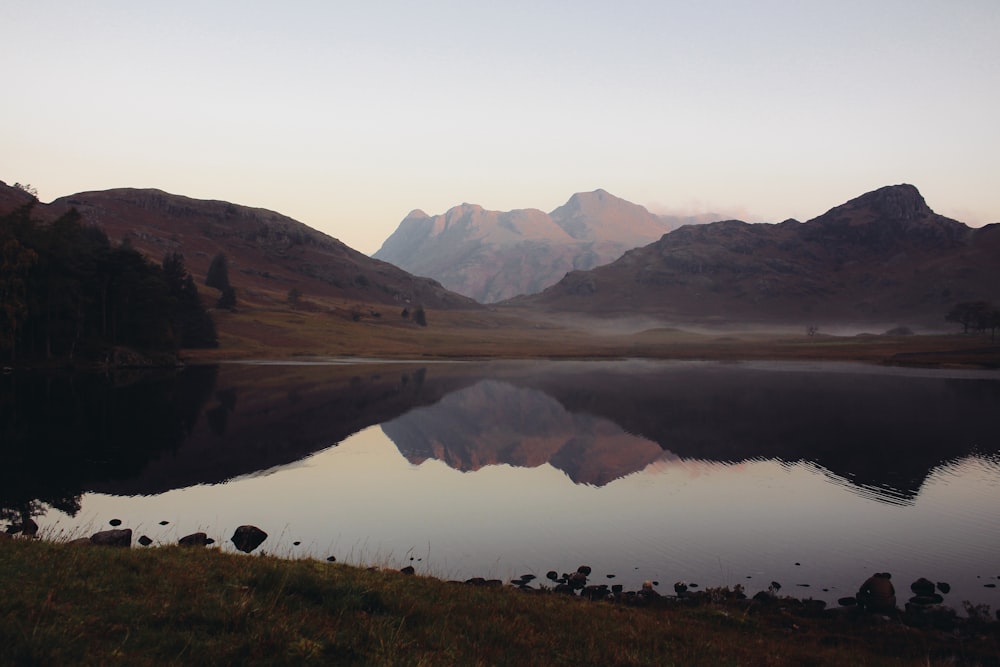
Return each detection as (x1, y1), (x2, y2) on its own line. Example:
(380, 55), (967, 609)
(230, 525), (268, 553)
(178, 532), (209, 547)
(90, 529), (132, 548)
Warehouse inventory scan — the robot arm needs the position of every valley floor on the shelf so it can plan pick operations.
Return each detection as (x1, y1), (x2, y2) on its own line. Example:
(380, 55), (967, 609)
(182, 304), (1000, 370)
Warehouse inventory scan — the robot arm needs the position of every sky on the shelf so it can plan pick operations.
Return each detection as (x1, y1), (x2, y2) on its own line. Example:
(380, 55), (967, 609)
(2, 1), (998, 255)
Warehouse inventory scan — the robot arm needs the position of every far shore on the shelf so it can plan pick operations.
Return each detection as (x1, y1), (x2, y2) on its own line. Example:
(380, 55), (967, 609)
(188, 303), (1000, 367)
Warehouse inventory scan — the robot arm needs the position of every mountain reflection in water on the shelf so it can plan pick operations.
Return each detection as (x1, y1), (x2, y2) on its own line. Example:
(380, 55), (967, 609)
(4, 360), (1000, 607)
(382, 361), (1000, 503)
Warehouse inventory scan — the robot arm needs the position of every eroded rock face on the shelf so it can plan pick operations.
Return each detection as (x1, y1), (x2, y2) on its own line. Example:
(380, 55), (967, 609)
(374, 190), (700, 303)
(230, 525), (268, 553)
(90, 529), (132, 548)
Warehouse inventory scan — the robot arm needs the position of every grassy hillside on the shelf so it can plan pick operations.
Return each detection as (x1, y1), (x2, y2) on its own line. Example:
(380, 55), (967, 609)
(3, 538), (998, 666)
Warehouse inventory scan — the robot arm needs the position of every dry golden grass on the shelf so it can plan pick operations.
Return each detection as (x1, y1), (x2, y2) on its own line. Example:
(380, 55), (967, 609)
(185, 298), (1000, 369)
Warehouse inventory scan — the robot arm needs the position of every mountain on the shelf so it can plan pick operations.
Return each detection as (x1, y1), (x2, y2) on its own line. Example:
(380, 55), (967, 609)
(512, 184), (1000, 329)
(373, 189), (717, 303)
(0, 181), (477, 311)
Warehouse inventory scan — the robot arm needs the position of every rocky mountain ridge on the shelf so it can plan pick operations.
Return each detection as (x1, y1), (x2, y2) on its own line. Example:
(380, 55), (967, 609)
(513, 184), (1000, 329)
(374, 189), (719, 303)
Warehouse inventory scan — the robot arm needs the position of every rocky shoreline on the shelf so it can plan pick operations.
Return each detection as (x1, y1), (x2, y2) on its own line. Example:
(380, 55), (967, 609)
(7, 518), (998, 638)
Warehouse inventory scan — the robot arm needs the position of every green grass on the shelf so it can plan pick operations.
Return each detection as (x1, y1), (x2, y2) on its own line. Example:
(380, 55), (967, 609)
(2, 538), (998, 666)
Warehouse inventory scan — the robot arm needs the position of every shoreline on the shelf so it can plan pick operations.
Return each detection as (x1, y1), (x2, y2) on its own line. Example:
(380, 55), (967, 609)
(7, 523), (995, 623)
(3, 533), (999, 666)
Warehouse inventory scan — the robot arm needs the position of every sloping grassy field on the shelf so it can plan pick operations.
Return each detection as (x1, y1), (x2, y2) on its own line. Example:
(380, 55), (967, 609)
(3, 538), (998, 666)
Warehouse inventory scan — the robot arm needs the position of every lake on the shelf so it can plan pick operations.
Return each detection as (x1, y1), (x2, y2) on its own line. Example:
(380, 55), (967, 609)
(3, 359), (999, 609)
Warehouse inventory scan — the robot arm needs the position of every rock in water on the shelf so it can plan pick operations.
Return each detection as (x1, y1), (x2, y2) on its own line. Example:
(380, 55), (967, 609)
(90, 528), (132, 547)
(910, 577), (936, 596)
(138, 535), (153, 547)
(230, 525), (268, 553)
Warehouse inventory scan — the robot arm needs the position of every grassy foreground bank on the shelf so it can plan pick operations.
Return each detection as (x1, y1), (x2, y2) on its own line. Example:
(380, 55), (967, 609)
(2, 539), (998, 666)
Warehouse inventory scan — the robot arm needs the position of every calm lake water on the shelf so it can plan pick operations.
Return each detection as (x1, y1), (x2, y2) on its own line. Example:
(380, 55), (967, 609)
(3, 359), (999, 609)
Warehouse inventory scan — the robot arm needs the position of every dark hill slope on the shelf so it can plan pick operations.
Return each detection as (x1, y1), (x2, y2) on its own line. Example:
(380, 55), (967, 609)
(0, 182), (476, 310)
(514, 185), (1000, 329)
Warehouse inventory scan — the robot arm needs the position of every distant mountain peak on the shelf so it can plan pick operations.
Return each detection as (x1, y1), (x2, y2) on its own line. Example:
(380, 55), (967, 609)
(560, 188), (622, 210)
(374, 190), (680, 303)
(404, 209), (429, 219)
(834, 183), (933, 221)
(517, 182), (999, 328)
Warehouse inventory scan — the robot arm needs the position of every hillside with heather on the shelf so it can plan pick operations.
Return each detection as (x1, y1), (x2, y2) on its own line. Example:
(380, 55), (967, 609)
(374, 189), (717, 303)
(0, 182), (477, 313)
(511, 185), (1000, 330)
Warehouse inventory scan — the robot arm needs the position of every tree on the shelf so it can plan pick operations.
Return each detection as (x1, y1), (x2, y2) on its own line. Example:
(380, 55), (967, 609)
(946, 301), (993, 334)
(217, 285), (237, 311)
(413, 305), (427, 327)
(163, 253), (217, 348)
(986, 308), (1000, 343)
(12, 182), (38, 199)
(205, 252), (237, 311)
(0, 238), (38, 361)
(205, 252), (230, 291)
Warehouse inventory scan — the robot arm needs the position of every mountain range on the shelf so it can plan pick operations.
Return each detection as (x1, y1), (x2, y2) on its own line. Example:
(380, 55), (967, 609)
(374, 189), (719, 303)
(0, 182), (475, 311)
(3, 179), (997, 332)
(512, 184), (1000, 329)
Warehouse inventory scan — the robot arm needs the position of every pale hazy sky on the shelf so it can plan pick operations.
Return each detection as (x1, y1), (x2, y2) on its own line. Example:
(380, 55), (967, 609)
(3, 1), (998, 254)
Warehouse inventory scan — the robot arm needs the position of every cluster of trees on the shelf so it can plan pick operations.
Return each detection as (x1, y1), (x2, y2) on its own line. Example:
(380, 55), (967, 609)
(0, 204), (217, 363)
(946, 301), (1000, 340)
(401, 305), (427, 326)
(205, 252), (236, 310)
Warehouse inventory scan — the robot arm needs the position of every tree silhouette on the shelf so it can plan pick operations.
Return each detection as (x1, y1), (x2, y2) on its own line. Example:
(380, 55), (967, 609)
(205, 252), (237, 310)
(0, 237), (38, 361)
(163, 253), (217, 348)
(946, 301), (994, 334)
(205, 252), (230, 291)
(0, 207), (218, 362)
(413, 305), (427, 327)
